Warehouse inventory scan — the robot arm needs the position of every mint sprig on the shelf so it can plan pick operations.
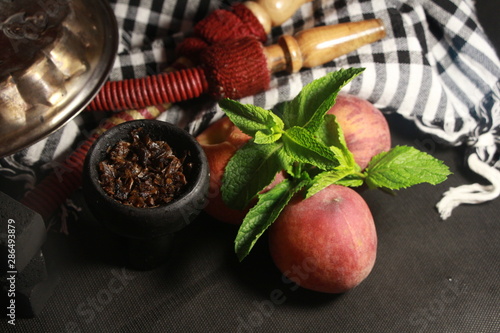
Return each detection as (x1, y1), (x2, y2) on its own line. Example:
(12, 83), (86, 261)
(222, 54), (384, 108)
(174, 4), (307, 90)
(282, 67), (365, 131)
(364, 145), (451, 189)
(218, 68), (451, 261)
(219, 99), (285, 144)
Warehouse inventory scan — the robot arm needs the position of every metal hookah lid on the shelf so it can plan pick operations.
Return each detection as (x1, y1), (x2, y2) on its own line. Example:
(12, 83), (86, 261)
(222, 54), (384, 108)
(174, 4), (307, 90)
(0, 0), (118, 157)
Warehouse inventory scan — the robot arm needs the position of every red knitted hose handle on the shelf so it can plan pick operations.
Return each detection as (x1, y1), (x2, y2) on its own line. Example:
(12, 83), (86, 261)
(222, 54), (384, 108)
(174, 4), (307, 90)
(176, 3), (267, 63)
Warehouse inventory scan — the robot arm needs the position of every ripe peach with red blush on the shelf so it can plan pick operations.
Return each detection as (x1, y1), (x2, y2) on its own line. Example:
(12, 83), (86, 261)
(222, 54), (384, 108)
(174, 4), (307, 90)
(328, 94), (391, 170)
(268, 184), (377, 294)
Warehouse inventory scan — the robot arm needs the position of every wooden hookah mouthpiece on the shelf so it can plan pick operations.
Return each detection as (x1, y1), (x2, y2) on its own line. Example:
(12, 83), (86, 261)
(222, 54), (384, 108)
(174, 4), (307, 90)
(265, 18), (386, 73)
(243, 0), (313, 33)
(87, 19), (386, 111)
(202, 18), (386, 99)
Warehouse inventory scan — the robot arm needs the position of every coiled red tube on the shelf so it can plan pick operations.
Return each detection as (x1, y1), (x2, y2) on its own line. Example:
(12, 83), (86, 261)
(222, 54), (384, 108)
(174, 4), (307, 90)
(87, 67), (209, 112)
(20, 136), (97, 220)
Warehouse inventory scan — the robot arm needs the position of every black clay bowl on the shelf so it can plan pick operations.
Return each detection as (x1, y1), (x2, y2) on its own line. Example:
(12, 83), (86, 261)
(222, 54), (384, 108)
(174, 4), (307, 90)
(82, 119), (209, 241)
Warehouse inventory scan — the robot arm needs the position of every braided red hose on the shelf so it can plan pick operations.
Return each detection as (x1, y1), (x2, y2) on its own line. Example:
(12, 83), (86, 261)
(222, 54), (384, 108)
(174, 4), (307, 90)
(86, 67), (209, 112)
(20, 135), (98, 220)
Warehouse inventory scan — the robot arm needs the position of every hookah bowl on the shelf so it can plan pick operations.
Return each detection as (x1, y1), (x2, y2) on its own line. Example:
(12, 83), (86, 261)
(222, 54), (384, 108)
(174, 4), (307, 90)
(82, 119), (210, 270)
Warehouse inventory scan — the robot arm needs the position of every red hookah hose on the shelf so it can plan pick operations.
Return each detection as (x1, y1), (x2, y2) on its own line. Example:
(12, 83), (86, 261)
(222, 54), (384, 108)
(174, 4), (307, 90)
(87, 67), (209, 112)
(87, 36), (269, 112)
(21, 106), (166, 221)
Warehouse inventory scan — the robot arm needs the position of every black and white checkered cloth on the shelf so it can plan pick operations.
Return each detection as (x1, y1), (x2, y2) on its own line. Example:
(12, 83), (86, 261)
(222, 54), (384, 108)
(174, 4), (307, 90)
(1, 0), (499, 220)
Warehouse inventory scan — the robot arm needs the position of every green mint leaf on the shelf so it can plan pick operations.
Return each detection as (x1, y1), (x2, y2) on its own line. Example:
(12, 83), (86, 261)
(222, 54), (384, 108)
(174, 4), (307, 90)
(254, 129), (281, 144)
(282, 126), (340, 171)
(219, 98), (284, 139)
(282, 68), (365, 132)
(222, 141), (283, 210)
(305, 167), (357, 198)
(316, 114), (358, 170)
(235, 177), (309, 261)
(335, 175), (365, 187)
(276, 147), (296, 177)
(364, 145), (452, 190)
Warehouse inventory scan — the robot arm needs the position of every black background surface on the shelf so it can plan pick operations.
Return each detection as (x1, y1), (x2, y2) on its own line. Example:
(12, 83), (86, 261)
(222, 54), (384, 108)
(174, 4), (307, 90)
(2, 1), (500, 332)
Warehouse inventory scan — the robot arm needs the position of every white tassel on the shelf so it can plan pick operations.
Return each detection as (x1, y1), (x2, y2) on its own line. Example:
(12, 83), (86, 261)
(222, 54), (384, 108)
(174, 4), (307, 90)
(437, 81), (500, 220)
(436, 151), (500, 220)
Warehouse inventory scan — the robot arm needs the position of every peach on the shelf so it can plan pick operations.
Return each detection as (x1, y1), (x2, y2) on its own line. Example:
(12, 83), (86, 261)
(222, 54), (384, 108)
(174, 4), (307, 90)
(197, 116), (286, 224)
(196, 116), (252, 224)
(268, 184), (377, 293)
(328, 94), (391, 170)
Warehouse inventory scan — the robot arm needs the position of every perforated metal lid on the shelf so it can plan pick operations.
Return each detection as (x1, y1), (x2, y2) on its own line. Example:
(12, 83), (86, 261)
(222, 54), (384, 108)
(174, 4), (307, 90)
(0, 0), (118, 157)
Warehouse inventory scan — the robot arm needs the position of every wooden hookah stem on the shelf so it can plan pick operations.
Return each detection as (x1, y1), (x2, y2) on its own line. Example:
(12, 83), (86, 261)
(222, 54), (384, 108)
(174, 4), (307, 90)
(265, 18), (386, 73)
(244, 0), (313, 33)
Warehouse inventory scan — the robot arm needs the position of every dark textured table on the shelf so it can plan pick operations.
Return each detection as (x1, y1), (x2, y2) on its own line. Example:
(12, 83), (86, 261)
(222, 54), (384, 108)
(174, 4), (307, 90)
(2, 1), (499, 332)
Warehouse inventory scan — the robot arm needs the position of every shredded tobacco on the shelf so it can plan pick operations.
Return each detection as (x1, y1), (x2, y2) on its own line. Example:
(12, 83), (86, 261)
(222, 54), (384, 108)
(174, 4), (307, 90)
(98, 127), (188, 208)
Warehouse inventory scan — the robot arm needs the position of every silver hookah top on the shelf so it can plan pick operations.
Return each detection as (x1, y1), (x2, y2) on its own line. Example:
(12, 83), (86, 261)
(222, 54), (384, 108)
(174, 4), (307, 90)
(0, 0), (118, 157)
